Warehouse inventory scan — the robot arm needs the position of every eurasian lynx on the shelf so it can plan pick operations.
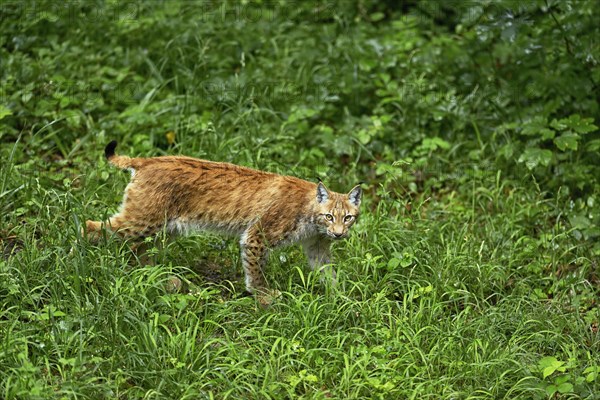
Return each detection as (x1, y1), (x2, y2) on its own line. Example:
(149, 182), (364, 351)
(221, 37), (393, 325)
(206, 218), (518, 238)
(86, 141), (362, 304)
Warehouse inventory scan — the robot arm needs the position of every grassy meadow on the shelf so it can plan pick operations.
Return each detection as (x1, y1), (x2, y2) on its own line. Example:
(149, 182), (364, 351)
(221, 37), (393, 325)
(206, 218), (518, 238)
(1, 1), (599, 399)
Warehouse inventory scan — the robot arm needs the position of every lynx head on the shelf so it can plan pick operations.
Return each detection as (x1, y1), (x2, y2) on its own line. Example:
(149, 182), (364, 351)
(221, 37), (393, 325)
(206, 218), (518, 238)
(315, 182), (362, 240)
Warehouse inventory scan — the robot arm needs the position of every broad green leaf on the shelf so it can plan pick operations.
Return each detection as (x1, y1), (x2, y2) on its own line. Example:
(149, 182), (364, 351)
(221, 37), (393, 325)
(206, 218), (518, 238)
(356, 129), (373, 145)
(522, 126), (554, 139)
(59, 96), (71, 108)
(551, 115), (598, 134)
(518, 148), (552, 170)
(370, 12), (385, 21)
(553, 132), (579, 151)
(378, 72), (391, 84)
(59, 357), (77, 366)
(542, 366), (556, 379)
(287, 107), (318, 123)
(538, 128), (555, 140)
(586, 139), (600, 152)
(538, 356), (563, 378)
(521, 116), (553, 138)
(568, 214), (592, 230)
(359, 58), (377, 71)
(0, 105), (12, 121)
(376, 163), (403, 177)
(421, 137), (450, 151)
(413, 285), (433, 299)
(545, 384), (557, 397)
(556, 382), (573, 393)
(565, 114), (598, 134)
(584, 366), (599, 382)
(158, 314), (171, 323)
(400, 252), (414, 267)
(541, 358), (565, 379)
(387, 258), (401, 270)
(550, 118), (568, 131)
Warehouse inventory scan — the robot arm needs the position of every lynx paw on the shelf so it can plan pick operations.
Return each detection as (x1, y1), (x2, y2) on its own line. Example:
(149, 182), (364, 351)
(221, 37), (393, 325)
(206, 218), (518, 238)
(82, 220), (103, 242)
(256, 289), (282, 307)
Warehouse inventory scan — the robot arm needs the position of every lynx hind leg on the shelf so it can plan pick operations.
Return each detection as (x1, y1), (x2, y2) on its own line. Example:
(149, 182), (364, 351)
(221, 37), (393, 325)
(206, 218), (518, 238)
(85, 214), (164, 264)
(83, 218), (126, 243)
(84, 214), (160, 243)
(84, 215), (125, 242)
(84, 220), (103, 242)
(303, 238), (336, 286)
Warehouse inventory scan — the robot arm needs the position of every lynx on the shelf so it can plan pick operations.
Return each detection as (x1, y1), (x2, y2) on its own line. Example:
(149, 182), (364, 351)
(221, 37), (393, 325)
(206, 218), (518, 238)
(86, 141), (362, 304)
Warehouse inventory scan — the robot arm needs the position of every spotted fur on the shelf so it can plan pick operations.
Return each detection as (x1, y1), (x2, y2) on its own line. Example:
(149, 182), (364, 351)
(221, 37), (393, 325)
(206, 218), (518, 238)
(86, 141), (362, 300)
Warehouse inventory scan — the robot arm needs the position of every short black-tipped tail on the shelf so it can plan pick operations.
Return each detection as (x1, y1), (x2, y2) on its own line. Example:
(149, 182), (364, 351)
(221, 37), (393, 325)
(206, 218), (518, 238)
(103, 141), (139, 170)
(105, 140), (118, 160)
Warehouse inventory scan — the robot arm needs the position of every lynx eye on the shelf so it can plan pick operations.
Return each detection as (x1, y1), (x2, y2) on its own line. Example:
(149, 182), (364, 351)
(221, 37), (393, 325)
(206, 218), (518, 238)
(324, 213), (334, 222)
(343, 215), (354, 223)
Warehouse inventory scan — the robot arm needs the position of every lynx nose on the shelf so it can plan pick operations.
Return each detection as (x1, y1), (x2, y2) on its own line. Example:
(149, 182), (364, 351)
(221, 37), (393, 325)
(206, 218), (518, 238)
(333, 232), (343, 238)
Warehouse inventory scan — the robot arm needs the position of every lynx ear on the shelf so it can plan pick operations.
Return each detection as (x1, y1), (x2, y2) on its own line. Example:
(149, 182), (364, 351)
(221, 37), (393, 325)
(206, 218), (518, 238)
(348, 185), (362, 207)
(316, 182), (330, 204)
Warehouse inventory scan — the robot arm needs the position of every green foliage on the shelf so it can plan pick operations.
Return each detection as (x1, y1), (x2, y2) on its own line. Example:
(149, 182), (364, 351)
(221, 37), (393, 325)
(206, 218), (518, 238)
(1, 0), (599, 398)
(531, 356), (599, 398)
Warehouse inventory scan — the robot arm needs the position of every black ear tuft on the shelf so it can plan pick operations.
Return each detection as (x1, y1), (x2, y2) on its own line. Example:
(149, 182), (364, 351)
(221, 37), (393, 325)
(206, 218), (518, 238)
(105, 140), (118, 159)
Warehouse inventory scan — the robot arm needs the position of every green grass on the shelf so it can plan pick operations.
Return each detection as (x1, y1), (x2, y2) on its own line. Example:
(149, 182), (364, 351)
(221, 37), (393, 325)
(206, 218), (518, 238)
(1, 1), (599, 399)
(1, 134), (597, 398)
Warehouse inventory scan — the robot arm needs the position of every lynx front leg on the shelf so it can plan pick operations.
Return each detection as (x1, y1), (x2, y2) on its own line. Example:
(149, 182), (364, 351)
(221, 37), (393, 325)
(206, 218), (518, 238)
(240, 227), (280, 307)
(240, 226), (269, 295)
(302, 238), (336, 286)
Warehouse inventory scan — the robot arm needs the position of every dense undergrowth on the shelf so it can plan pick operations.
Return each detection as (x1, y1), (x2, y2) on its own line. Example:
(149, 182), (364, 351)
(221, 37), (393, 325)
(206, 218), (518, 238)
(1, 1), (598, 398)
